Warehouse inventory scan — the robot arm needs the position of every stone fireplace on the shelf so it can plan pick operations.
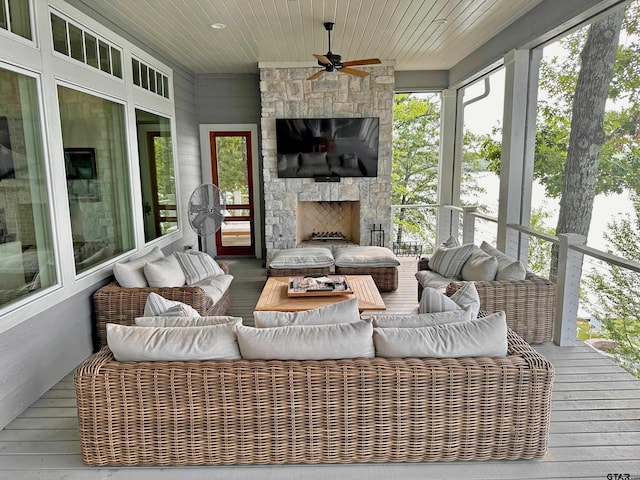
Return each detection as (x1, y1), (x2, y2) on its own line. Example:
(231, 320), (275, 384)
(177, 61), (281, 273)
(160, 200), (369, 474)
(259, 62), (395, 257)
(296, 201), (360, 245)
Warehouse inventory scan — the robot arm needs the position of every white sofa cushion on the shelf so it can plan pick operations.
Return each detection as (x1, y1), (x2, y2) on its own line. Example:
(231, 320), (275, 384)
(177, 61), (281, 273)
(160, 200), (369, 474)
(195, 274), (234, 306)
(333, 246), (400, 267)
(113, 246), (164, 288)
(175, 250), (224, 284)
(236, 321), (375, 360)
(254, 298), (360, 327)
(106, 323), (241, 361)
(269, 247), (334, 269)
(143, 254), (186, 287)
(479, 241), (527, 281)
(429, 243), (476, 278)
(415, 269), (453, 292)
(461, 246), (499, 281)
(370, 308), (473, 328)
(143, 292), (200, 317)
(135, 316), (242, 327)
(373, 311), (508, 358)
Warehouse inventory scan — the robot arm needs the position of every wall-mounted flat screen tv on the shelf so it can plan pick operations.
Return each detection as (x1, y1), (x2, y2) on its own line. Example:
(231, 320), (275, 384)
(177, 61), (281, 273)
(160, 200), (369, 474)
(275, 117), (379, 179)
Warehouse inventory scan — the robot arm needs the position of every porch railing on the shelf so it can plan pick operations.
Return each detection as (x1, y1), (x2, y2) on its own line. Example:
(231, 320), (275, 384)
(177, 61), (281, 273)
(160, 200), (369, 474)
(392, 203), (640, 346)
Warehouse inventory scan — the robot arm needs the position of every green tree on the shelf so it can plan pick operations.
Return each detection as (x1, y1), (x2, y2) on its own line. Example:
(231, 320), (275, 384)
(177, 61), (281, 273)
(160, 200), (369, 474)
(392, 94), (441, 248)
(392, 94), (489, 249)
(587, 196), (640, 377)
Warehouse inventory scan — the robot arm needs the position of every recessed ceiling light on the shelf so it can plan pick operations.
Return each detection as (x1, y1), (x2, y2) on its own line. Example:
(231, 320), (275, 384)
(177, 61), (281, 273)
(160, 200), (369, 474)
(210, 23), (226, 29)
(432, 18), (448, 25)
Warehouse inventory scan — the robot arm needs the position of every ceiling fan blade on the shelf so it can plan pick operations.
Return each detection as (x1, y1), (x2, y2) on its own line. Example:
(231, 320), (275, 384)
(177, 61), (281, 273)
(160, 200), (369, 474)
(342, 58), (382, 67)
(340, 67), (369, 77)
(307, 70), (326, 80)
(313, 54), (332, 65)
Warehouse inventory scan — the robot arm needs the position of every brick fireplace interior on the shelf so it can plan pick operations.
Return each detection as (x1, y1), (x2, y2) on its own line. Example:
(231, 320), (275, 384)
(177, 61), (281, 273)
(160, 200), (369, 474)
(296, 201), (360, 245)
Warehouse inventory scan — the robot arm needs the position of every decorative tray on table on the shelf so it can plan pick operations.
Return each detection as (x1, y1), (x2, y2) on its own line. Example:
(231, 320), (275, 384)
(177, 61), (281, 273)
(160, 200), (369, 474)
(287, 275), (353, 297)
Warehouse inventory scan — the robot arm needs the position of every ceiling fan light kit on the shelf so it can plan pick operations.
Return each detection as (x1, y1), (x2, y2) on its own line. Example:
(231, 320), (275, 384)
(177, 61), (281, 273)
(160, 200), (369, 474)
(308, 22), (381, 80)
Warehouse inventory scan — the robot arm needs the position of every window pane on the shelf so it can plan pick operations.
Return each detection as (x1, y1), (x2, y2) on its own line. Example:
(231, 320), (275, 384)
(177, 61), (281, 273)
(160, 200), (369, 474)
(135, 109), (177, 242)
(155, 72), (163, 96)
(84, 33), (98, 68)
(8, 0), (31, 40)
(58, 86), (134, 272)
(132, 58), (140, 86)
(148, 68), (156, 93)
(0, 68), (57, 308)
(140, 64), (148, 89)
(111, 48), (122, 78)
(69, 23), (84, 62)
(162, 76), (169, 98)
(98, 40), (110, 73)
(50, 13), (68, 55)
(0, 2), (8, 30)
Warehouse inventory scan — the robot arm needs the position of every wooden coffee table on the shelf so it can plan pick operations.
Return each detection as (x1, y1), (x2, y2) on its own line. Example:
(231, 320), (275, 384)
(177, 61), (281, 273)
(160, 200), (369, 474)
(255, 275), (386, 312)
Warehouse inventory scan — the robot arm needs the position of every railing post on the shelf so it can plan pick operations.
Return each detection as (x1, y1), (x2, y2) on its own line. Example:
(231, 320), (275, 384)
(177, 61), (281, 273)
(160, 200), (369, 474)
(461, 206), (476, 245)
(554, 233), (586, 346)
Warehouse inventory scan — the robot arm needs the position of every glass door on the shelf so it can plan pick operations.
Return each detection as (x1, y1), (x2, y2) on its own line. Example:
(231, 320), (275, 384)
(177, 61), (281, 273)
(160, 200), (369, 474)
(209, 131), (254, 256)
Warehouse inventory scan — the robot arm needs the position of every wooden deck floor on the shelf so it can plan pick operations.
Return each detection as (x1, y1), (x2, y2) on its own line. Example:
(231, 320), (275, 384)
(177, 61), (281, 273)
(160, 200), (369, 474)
(1, 257), (639, 479)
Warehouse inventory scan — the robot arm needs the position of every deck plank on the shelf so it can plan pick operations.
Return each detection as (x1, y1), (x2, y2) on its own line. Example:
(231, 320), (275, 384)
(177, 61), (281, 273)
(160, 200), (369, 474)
(1, 257), (639, 480)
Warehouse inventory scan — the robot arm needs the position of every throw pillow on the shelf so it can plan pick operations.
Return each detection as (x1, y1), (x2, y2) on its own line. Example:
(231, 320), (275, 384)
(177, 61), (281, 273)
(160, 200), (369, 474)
(370, 308), (473, 328)
(254, 298), (360, 327)
(106, 323), (241, 361)
(269, 247), (335, 269)
(418, 287), (460, 313)
(113, 246), (164, 288)
(236, 321), (375, 360)
(143, 254), (186, 287)
(429, 243), (476, 278)
(448, 282), (481, 319)
(174, 250), (224, 285)
(479, 241), (527, 281)
(442, 235), (460, 248)
(143, 292), (200, 317)
(135, 316), (242, 327)
(372, 311), (508, 358)
(460, 246), (499, 281)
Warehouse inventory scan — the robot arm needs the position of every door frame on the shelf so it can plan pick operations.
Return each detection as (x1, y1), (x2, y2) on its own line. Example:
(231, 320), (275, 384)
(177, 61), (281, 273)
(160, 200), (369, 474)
(199, 124), (261, 258)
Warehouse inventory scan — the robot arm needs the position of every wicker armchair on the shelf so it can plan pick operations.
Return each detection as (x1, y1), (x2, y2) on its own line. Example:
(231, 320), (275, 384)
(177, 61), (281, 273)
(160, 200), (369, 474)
(417, 257), (555, 344)
(93, 261), (231, 348)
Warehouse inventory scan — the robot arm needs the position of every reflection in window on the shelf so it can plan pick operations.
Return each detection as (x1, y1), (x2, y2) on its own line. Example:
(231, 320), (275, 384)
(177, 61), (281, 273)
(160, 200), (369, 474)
(0, 68), (56, 308)
(58, 86), (134, 273)
(1, 0), (32, 40)
(135, 109), (177, 242)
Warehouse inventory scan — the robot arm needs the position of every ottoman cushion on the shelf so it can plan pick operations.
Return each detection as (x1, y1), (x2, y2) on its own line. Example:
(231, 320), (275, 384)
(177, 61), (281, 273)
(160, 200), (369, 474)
(269, 247), (335, 269)
(333, 246), (400, 267)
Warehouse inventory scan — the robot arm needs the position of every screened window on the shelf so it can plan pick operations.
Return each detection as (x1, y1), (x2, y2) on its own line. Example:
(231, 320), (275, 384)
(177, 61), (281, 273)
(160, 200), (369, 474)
(0, 67), (56, 309)
(58, 86), (134, 273)
(135, 109), (177, 242)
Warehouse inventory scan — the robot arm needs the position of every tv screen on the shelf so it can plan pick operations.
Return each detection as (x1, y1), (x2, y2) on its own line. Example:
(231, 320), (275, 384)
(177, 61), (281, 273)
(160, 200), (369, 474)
(276, 117), (379, 178)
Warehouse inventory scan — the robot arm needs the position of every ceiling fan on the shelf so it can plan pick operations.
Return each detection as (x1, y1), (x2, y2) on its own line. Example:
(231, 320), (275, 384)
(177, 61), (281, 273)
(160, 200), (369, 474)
(308, 22), (381, 80)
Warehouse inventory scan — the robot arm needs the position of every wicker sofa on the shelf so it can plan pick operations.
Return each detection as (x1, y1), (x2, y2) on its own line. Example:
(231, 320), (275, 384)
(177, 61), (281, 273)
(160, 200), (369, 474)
(75, 329), (554, 466)
(93, 261), (231, 348)
(417, 257), (556, 344)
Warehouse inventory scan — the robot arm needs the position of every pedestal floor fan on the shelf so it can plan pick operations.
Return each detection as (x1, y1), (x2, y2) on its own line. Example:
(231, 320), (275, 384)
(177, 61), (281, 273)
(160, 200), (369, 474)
(188, 183), (225, 251)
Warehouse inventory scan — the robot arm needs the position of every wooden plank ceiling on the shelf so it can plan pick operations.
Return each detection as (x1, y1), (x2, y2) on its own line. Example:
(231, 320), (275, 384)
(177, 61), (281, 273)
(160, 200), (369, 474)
(76, 0), (543, 73)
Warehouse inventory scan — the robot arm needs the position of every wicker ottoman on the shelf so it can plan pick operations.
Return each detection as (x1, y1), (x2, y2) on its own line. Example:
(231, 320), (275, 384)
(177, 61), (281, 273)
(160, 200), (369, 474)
(334, 246), (400, 292)
(267, 247), (334, 277)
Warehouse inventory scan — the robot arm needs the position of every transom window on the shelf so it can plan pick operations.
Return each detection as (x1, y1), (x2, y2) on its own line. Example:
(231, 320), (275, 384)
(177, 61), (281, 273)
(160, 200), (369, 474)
(50, 11), (123, 79)
(0, 0), (31, 40)
(132, 57), (169, 98)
